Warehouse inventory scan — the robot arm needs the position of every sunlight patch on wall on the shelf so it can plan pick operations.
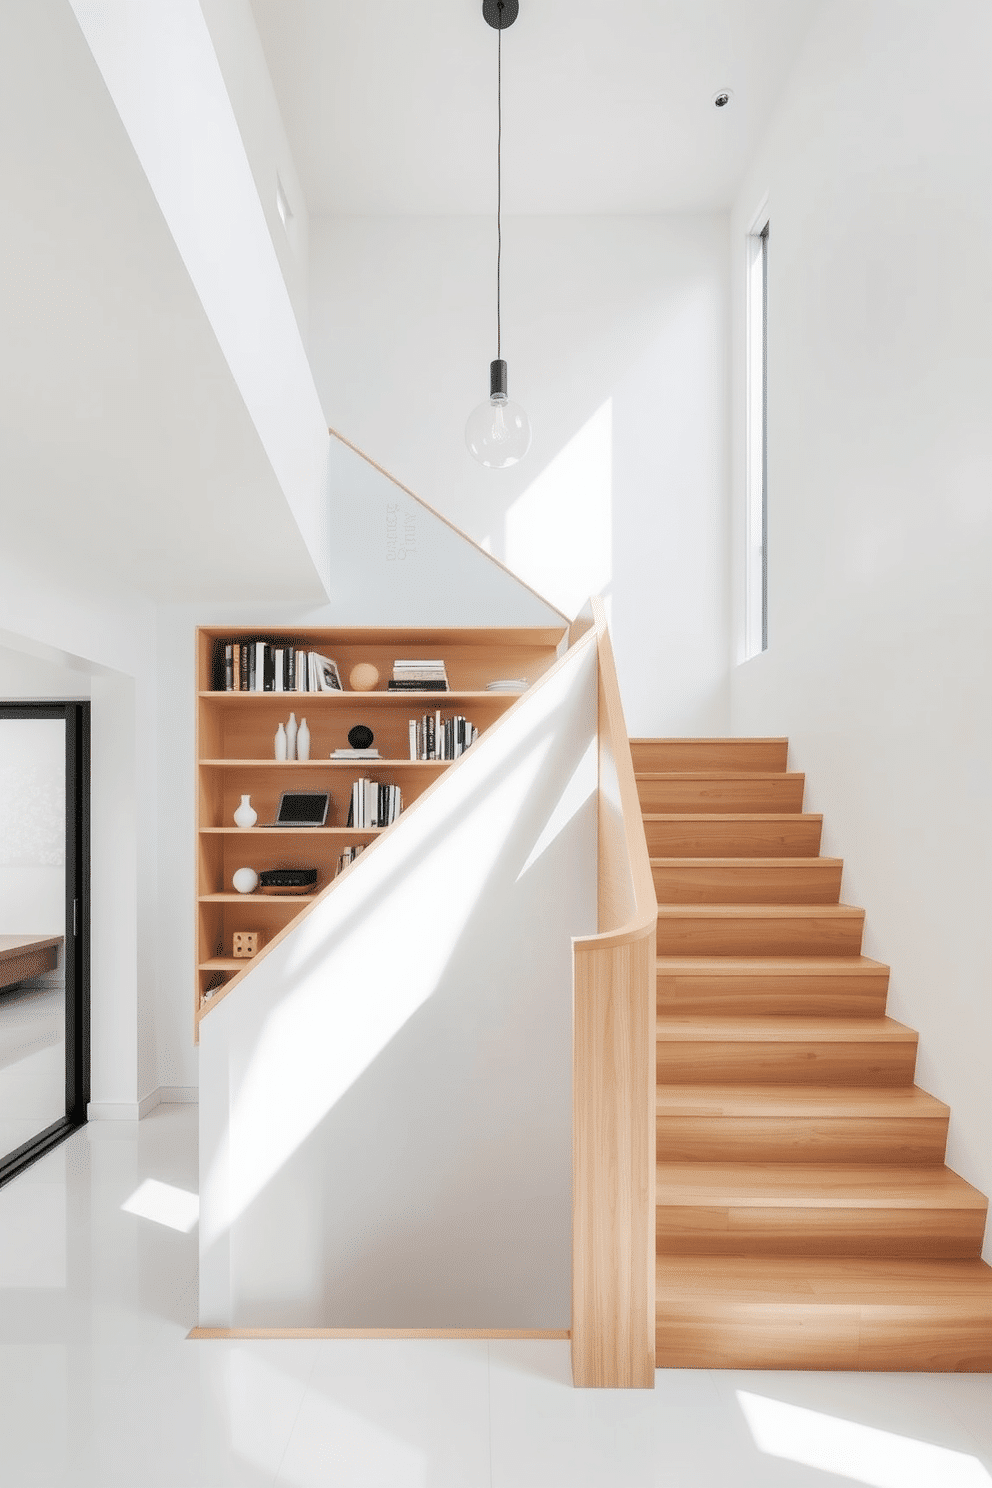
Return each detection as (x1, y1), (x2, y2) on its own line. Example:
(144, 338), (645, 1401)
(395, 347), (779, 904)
(505, 399), (613, 620)
(737, 1390), (992, 1488)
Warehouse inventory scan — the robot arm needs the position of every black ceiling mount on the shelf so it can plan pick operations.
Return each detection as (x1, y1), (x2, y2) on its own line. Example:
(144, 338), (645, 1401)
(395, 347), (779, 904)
(483, 0), (518, 29)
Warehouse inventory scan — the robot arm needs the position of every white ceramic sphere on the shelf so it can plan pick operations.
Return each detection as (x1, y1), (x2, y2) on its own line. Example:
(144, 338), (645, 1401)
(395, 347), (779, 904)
(232, 866), (259, 895)
(349, 662), (380, 692)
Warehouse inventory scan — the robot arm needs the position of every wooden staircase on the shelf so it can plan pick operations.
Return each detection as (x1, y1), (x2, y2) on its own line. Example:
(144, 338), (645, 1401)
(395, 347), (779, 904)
(636, 737), (992, 1370)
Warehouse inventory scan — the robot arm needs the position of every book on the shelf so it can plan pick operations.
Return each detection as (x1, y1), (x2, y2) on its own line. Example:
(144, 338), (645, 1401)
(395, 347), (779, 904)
(387, 679), (449, 691)
(331, 749), (380, 759)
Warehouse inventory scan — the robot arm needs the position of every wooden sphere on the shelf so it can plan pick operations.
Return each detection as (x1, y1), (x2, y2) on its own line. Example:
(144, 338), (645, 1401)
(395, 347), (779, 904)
(349, 663), (380, 692)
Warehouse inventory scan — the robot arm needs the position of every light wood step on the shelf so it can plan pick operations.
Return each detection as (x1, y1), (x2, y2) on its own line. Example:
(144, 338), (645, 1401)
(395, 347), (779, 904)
(656, 1014), (917, 1086)
(656, 1085), (949, 1163)
(630, 738), (788, 774)
(652, 857), (843, 905)
(657, 956), (890, 1017)
(643, 814), (823, 858)
(636, 772), (805, 815)
(656, 903), (865, 957)
(655, 1256), (992, 1369)
(656, 1163), (988, 1258)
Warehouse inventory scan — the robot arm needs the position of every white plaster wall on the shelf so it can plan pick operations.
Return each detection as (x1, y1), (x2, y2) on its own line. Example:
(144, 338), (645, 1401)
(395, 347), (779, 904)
(69, 0), (332, 597)
(0, 558), (157, 1116)
(730, 0), (992, 1255)
(200, 637), (598, 1328)
(198, 0), (310, 334)
(308, 214), (731, 734)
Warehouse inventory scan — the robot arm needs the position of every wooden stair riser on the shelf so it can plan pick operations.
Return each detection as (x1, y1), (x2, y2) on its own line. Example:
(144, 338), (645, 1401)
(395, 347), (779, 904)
(657, 1039), (917, 1086)
(652, 858), (842, 905)
(655, 1255), (992, 1370)
(657, 964), (890, 1017)
(630, 739), (788, 774)
(656, 1206), (986, 1260)
(656, 907), (865, 958)
(656, 1114), (948, 1165)
(644, 814), (823, 858)
(637, 774), (805, 814)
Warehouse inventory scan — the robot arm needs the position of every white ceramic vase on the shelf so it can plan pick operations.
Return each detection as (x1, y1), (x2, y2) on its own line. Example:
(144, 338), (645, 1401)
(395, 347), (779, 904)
(286, 712), (298, 761)
(233, 794), (257, 828)
(298, 717), (311, 762)
(274, 722), (287, 761)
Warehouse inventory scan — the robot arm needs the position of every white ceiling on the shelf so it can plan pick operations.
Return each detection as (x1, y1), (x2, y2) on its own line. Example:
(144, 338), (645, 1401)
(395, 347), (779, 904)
(0, 0), (327, 605)
(251, 0), (821, 216)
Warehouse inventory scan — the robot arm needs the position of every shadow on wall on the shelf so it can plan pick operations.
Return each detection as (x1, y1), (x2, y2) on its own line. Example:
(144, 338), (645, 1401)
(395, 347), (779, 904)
(200, 640), (598, 1329)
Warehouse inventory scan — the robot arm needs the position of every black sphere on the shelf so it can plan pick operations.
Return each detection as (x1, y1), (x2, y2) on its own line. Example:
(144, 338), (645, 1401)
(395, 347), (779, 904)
(348, 725), (374, 750)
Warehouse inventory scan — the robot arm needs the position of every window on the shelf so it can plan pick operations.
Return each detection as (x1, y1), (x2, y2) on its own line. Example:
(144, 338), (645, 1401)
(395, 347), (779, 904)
(745, 215), (769, 657)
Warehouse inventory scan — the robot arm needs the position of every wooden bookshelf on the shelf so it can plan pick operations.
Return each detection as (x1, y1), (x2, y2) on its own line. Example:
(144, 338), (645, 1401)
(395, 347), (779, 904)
(195, 625), (564, 1028)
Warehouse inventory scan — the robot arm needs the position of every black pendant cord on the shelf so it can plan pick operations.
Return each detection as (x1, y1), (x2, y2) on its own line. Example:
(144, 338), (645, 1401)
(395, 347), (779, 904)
(497, 17), (502, 361)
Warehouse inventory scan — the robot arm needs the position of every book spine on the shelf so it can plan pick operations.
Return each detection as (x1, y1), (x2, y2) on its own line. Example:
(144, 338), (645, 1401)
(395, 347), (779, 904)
(224, 644), (234, 692)
(254, 640), (265, 692)
(275, 648), (284, 692)
(409, 719), (417, 761)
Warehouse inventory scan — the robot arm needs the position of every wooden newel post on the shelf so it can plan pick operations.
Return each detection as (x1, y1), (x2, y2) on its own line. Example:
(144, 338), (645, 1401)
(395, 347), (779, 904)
(572, 931), (655, 1387)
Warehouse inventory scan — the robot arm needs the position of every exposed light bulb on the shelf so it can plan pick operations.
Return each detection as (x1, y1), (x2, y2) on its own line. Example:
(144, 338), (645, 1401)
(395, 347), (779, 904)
(465, 359), (532, 468)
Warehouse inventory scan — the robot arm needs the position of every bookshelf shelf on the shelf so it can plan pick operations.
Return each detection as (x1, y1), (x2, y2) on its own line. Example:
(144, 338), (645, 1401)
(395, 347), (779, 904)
(194, 624), (564, 1031)
(199, 826), (381, 836)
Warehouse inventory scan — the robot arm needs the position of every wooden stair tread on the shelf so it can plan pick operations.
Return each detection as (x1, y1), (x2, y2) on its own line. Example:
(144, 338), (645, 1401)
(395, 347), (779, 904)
(657, 903), (863, 919)
(656, 954), (888, 975)
(656, 1255), (992, 1304)
(656, 1014), (916, 1043)
(643, 812), (822, 822)
(650, 857), (843, 867)
(656, 1163), (988, 1209)
(656, 1085), (948, 1118)
(636, 771), (803, 782)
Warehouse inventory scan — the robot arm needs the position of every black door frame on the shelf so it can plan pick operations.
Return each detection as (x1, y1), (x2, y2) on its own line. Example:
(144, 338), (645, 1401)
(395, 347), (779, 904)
(0, 701), (90, 1188)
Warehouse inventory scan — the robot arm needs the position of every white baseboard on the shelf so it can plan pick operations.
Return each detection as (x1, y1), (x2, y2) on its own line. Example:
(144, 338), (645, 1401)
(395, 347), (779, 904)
(87, 1086), (198, 1121)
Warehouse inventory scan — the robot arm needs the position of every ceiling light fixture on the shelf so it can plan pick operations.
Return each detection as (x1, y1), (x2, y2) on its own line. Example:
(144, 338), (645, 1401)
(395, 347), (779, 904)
(465, 0), (531, 469)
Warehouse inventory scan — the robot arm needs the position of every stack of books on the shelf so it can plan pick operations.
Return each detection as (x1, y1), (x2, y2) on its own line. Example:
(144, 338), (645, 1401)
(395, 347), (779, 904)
(335, 844), (365, 876)
(217, 639), (341, 693)
(387, 659), (449, 692)
(409, 712), (478, 761)
(346, 779), (402, 829)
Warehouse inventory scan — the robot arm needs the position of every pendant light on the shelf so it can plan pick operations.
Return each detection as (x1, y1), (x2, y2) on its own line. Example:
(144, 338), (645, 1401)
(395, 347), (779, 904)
(465, 0), (532, 469)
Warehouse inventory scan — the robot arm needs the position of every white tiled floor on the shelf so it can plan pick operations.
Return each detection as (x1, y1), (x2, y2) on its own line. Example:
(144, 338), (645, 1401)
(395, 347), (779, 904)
(1, 1103), (991, 1486)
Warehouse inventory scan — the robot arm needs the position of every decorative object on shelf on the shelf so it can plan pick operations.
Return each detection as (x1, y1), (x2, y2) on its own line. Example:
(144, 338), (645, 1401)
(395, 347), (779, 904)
(465, 0), (531, 469)
(349, 662), (380, 692)
(232, 931), (260, 959)
(232, 867), (259, 895)
(233, 794), (258, 828)
(332, 723), (379, 760)
(274, 721), (287, 761)
(486, 678), (528, 693)
(286, 712), (298, 761)
(311, 653), (342, 691)
(298, 717), (311, 762)
(258, 867), (319, 895)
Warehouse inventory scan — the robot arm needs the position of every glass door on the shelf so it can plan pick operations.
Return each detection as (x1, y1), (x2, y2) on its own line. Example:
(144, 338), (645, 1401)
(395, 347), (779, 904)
(0, 704), (89, 1186)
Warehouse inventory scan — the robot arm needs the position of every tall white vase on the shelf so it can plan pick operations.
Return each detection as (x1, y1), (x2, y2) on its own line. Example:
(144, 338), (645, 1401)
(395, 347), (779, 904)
(297, 717), (311, 762)
(286, 712), (298, 761)
(274, 722), (287, 761)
